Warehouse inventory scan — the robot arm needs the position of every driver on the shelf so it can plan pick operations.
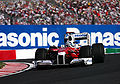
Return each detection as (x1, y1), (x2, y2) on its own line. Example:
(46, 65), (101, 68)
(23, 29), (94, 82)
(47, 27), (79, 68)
(65, 36), (75, 47)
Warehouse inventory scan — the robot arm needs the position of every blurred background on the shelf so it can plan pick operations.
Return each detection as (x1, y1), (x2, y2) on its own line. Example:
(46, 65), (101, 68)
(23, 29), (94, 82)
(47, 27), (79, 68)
(0, 0), (120, 25)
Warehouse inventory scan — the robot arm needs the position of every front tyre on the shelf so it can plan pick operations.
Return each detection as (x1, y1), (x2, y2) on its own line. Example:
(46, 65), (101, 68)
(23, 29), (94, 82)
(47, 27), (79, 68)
(35, 48), (48, 60)
(92, 43), (105, 63)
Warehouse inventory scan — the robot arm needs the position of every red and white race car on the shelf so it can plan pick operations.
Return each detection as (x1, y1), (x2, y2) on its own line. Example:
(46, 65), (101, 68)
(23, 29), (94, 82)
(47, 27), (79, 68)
(33, 32), (105, 68)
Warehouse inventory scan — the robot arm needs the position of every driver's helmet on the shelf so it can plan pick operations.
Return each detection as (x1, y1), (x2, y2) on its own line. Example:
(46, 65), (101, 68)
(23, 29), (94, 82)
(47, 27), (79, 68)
(65, 35), (75, 47)
(65, 40), (75, 47)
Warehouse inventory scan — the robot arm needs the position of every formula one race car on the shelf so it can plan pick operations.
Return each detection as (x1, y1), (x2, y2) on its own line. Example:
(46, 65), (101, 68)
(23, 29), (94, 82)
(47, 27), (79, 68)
(33, 32), (105, 68)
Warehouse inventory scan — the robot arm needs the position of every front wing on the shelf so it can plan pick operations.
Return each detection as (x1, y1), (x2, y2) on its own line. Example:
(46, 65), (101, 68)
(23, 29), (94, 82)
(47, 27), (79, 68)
(33, 58), (92, 67)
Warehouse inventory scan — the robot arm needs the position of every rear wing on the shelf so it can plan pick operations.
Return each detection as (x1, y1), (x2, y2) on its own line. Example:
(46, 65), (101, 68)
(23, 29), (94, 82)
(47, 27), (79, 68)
(64, 32), (90, 45)
(73, 33), (89, 40)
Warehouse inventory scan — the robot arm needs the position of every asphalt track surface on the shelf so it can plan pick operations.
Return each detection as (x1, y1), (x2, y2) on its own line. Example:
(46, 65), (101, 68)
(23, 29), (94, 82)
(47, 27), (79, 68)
(0, 54), (120, 84)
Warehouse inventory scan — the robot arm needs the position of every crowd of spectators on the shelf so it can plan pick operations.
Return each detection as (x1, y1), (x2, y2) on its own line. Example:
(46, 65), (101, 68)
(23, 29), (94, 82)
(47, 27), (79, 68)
(55, 0), (120, 25)
(0, 0), (120, 25)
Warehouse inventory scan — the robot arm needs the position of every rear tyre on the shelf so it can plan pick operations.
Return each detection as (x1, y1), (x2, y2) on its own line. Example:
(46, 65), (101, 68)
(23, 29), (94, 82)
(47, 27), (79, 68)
(35, 48), (48, 60)
(92, 43), (105, 63)
(79, 46), (92, 58)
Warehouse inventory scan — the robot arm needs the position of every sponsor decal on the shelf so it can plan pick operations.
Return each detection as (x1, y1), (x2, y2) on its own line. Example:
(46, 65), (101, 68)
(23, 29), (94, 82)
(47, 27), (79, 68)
(0, 28), (59, 48)
(0, 25), (120, 49)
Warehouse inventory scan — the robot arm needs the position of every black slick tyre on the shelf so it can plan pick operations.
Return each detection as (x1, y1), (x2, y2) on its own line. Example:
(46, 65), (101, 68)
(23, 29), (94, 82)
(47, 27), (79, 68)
(35, 48), (48, 60)
(79, 46), (92, 58)
(92, 43), (105, 63)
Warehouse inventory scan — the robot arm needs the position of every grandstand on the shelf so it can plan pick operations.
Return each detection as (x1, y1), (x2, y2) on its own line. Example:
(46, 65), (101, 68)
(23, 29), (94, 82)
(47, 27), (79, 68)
(0, 0), (120, 25)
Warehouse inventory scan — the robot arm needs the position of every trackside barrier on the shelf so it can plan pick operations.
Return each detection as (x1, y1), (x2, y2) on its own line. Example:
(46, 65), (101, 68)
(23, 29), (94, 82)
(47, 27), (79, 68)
(0, 50), (16, 60)
(0, 25), (120, 60)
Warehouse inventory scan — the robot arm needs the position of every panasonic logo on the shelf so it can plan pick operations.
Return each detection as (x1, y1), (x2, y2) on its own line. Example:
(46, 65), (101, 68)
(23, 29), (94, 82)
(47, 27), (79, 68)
(0, 28), (59, 47)
(0, 27), (120, 48)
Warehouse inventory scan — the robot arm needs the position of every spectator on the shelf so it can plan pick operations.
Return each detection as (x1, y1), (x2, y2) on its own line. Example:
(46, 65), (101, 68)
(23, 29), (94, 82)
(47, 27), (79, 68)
(0, 0), (119, 25)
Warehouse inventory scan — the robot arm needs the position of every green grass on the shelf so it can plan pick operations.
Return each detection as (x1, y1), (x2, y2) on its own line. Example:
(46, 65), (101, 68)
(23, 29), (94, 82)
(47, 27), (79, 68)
(0, 62), (6, 69)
